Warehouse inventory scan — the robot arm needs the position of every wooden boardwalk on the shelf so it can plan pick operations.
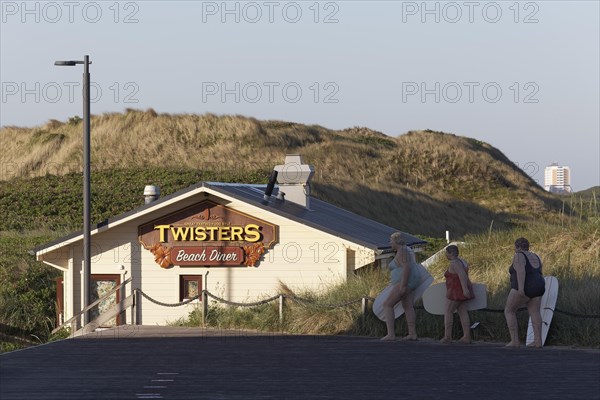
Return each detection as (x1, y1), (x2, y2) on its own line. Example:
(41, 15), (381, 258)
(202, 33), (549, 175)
(1, 326), (599, 399)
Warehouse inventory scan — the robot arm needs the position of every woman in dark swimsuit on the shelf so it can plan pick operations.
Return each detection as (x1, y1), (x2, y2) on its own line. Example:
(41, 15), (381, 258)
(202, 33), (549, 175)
(504, 237), (545, 348)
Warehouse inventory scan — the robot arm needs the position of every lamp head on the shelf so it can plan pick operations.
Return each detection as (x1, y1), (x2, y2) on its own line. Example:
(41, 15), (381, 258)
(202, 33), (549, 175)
(54, 60), (84, 66)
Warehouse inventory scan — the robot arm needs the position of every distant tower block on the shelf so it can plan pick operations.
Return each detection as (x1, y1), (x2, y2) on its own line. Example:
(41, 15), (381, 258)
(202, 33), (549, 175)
(544, 163), (572, 194)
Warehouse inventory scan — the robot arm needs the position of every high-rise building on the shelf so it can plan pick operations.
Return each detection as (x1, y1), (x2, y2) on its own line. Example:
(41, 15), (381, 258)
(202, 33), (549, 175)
(544, 163), (572, 193)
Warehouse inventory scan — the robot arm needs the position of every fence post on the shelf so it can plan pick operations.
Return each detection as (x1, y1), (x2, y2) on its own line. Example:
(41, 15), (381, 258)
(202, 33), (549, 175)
(361, 297), (368, 324)
(279, 294), (285, 325)
(202, 290), (208, 326)
(133, 289), (138, 325)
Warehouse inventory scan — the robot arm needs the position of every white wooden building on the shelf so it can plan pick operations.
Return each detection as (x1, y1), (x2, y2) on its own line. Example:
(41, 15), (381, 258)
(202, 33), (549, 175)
(34, 155), (425, 330)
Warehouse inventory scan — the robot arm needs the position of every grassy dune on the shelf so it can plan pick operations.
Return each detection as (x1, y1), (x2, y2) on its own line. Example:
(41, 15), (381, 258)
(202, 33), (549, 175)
(1, 109), (567, 236)
(1, 110), (598, 349)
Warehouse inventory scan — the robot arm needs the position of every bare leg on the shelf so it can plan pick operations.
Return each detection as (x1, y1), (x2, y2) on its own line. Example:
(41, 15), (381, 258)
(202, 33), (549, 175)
(504, 289), (526, 347)
(401, 291), (417, 340)
(382, 305), (396, 341)
(456, 301), (471, 343)
(381, 284), (402, 341)
(441, 299), (457, 343)
(526, 296), (543, 348)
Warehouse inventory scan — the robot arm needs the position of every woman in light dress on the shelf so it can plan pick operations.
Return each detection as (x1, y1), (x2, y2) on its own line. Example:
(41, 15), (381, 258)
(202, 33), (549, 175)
(381, 232), (422, 341)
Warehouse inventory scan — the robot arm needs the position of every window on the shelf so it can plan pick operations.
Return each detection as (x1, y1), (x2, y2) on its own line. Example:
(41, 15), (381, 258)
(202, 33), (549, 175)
(180, 275), (202, 302)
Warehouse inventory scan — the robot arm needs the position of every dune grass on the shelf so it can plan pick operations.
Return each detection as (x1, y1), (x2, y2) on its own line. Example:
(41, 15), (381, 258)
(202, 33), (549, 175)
(1, 111), (598, 350)
(1, 110), (570, 236)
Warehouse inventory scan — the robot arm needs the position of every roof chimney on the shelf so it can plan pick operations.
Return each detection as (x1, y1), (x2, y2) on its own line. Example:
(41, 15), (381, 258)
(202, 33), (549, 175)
(274, 154), (314, 209)
(143, 185), (160, 204)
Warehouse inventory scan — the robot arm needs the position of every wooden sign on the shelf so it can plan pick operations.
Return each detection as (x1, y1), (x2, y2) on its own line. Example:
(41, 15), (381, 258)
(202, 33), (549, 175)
(138, 200), (277, 268)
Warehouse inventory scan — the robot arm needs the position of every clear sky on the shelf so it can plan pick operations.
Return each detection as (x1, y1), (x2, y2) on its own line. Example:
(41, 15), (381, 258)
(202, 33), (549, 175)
(1, 1), (598, 191)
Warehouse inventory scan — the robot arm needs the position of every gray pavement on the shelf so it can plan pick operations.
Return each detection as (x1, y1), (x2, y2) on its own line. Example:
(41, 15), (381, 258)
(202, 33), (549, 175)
(1, 326), (599, 400)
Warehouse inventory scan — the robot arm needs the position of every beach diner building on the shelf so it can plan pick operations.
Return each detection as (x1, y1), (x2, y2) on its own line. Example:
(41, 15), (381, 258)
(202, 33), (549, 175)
(34, 155), (425, 332)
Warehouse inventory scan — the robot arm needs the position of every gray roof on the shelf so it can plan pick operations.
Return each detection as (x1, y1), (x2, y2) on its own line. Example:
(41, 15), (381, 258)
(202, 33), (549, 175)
(33, 182), (426, 254)
(207, 182), (426, 251)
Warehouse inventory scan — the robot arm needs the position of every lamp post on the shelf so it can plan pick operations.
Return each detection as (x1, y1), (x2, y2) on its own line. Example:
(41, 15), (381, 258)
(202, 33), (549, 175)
(54, 55), (92, 326)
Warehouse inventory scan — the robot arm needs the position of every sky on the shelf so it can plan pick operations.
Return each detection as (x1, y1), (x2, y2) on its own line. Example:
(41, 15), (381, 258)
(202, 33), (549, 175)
(1, 0), (598, 191)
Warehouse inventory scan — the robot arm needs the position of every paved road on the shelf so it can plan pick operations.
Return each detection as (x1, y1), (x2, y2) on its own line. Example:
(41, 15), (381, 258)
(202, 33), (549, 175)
(1, 326), (599, 400)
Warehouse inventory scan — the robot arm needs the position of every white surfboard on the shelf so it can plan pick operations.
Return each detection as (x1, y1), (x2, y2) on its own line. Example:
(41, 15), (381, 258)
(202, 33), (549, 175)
(422, 282), (488, 315)
(526, 276), (559, 347)
(373, 274), (434, 321)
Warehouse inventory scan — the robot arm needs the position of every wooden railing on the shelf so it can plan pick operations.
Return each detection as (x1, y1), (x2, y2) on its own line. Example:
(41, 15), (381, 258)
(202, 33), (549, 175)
(79, 293), (136, 335)
(51, 277), (132, 335)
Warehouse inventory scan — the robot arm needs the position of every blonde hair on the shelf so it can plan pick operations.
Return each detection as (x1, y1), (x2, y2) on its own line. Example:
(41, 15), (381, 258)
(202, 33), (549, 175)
(390, 232), (406, 246)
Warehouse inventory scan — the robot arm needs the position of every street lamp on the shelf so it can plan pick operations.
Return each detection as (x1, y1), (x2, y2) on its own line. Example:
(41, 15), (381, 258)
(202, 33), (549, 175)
(54, 55), (92, 326)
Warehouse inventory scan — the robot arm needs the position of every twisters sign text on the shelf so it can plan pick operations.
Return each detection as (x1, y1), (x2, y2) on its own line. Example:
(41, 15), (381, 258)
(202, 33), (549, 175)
(138, 200), (278, 268)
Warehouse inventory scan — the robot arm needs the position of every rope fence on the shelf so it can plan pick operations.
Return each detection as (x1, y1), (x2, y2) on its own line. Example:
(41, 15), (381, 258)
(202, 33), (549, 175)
(133, 288), (600, 326)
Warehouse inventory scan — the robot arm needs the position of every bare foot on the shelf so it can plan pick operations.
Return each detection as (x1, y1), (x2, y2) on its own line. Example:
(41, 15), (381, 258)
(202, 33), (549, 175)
(458, 337), (471, 344)
(380, 335), (396, 341)
(526, 342), (542, 348)
(439, 337), (452, 344)
(505, 341), (520, 348)
(402, 335), (418, 341)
